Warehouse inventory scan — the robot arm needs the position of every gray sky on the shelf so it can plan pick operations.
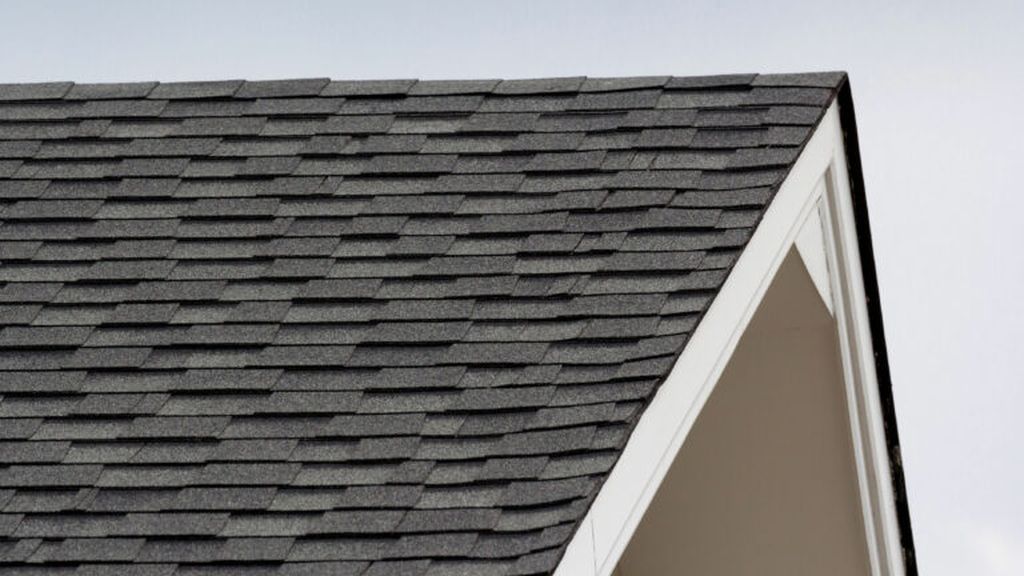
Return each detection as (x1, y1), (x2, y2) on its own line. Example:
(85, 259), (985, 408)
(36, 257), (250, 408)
(2, 1), (1022, 573)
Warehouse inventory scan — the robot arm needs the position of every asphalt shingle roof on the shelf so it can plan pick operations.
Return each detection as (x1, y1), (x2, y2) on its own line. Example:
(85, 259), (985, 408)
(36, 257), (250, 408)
(0, 72), (845, 575)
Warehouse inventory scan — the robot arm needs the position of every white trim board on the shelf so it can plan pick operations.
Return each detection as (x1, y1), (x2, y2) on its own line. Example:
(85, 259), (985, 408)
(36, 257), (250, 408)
(795, 197), (834, 315)
(820, 125), (906, 576)
(553, 102), (906, 576)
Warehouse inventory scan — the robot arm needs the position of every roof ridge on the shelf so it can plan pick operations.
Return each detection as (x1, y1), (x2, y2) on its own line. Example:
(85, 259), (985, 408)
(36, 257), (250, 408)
(0, 71), (848, 102)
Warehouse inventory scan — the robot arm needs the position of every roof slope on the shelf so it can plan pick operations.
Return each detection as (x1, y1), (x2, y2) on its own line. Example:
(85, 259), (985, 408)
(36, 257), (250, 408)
(0, 73), (844, 575)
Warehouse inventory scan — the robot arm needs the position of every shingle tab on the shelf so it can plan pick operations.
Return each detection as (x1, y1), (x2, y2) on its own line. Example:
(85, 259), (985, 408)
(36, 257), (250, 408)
(494, 77), (586, 95)
(752, 71), (846, 87)
(236, 78), (330, 98)
(148, 80), (244, 99)
(322, 79), (417, 96)
(665, 73), (756, 89)
(408, 79), (500, 95)
(0, 82), (73, 101)
(0, 72), (841, 573)
(66, 82), (158, 100)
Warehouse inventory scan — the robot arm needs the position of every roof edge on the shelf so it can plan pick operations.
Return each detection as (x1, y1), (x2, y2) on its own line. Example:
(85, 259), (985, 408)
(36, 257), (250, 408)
(554, 98), (851, 576)
(0, 72), (849, 101)
(553, 78), (919, 576)
(835, 77), (919, 575)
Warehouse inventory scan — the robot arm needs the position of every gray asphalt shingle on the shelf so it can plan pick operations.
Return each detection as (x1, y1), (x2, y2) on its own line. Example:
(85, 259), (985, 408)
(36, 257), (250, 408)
(0, 73), (843, 574)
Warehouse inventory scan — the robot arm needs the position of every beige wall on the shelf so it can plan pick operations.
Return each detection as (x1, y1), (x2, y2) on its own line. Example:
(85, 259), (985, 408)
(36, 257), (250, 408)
(615, 249), (871, 576)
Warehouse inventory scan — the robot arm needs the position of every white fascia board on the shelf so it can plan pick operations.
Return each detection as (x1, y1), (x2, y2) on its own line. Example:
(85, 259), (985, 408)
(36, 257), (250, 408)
(819, 115), (906, 576)
(554, 102), (905, 576)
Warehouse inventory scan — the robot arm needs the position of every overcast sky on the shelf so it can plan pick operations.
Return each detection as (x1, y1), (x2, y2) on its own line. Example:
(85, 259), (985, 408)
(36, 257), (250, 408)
(2, 1), (1021, 573)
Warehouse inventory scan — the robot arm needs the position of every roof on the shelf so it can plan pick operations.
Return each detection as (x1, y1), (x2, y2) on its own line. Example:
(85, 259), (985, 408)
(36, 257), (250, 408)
(0, 72), (850, 575)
